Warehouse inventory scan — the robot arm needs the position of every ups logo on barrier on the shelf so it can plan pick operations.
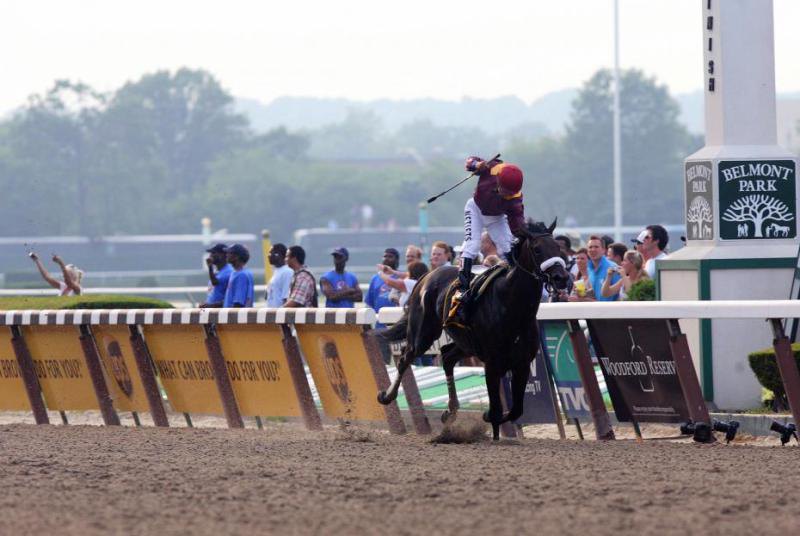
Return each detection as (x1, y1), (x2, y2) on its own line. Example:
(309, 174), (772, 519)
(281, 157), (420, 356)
(318, 336), (350, 405)
(100, 336), (133, 397)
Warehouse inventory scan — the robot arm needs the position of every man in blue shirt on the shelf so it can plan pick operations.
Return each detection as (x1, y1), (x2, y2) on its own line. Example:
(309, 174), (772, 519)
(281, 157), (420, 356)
(366, 247), (400, 327)
(320, 247), (362, 308)
(586, 235), (621, 302)
(223, 244), (255, 308)
(366, 247), (401, 364)
(200, 243), (232, 308)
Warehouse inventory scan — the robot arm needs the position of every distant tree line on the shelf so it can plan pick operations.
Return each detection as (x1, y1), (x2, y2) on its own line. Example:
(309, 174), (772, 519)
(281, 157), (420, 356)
(0, 67), (701, 241)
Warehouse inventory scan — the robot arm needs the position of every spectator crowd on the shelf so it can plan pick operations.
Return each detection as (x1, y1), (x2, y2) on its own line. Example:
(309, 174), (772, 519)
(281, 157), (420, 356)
(25, 223), (669, 312)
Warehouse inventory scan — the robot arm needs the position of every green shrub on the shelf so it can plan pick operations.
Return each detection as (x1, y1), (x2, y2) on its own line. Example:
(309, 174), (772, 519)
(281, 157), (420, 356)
(0, 294), (174, 310)
(748, 344), (800, 411)
(626, 278), (655, 301)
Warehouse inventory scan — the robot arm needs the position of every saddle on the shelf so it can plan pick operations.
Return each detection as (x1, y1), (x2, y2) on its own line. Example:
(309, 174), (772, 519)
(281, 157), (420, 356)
(444, 263), (508, 328)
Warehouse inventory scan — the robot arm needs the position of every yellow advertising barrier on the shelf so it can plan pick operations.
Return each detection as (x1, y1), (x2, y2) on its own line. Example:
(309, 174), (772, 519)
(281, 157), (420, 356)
(143, 324), (224, 415)
(91, 325), (152, 413)
(0, 308), (414, 433)
(22, 326), (98, 411)
(295, 324), (386, 422)
(215, 324), (301, 417)
(0, 330), (29, 411)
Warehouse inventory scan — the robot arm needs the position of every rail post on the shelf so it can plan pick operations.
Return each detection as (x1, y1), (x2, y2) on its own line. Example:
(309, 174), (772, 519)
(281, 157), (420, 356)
(769, 319), (800, 429)
(566, 320), (615, 440)
(8, 325), (49, 424)
(666, 319), (713, 426)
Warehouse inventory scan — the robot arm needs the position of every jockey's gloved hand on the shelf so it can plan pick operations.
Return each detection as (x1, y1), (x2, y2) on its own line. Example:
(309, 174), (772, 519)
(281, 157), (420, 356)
(465, 156), (484, 172)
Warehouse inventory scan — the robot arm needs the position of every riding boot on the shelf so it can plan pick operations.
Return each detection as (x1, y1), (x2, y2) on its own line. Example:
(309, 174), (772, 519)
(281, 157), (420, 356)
(451, 257), (475, 323)
(458, 257), (474, 292)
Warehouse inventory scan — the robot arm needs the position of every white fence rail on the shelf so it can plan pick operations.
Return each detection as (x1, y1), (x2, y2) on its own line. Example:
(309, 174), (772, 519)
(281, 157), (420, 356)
(378, 300), (800, 323)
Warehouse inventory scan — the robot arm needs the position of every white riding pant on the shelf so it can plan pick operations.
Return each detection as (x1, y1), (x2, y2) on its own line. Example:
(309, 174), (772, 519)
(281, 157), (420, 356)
(460, 198), (513, 260)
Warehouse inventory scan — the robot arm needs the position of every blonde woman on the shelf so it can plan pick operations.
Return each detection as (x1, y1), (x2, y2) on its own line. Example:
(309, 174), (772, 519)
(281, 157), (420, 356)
(29, 252), (83, 296)
(601, 250), (648, 301)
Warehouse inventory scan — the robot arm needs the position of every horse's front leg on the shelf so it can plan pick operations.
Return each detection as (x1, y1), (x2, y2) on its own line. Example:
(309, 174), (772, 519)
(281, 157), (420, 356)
(377, 346), (414, 405)
(502, 335), (537, 424)
(482, 364), (503, 440)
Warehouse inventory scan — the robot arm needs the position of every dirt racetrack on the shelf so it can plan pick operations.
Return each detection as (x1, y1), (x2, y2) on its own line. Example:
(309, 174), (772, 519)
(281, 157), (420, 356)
(1, 417), (798, 536)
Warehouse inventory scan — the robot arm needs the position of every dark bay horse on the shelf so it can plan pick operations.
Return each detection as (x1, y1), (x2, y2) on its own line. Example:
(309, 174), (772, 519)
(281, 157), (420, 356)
(377, 220), (570, 440)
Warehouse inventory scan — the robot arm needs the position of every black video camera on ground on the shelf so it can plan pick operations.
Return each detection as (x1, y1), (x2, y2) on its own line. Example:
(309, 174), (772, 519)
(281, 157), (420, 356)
(770, 421), (798, 446)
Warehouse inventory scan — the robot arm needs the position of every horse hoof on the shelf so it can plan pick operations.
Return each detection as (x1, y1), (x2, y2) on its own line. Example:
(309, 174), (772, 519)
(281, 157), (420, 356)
(377, 391), (390, 405)
(482, 410), (491, 423)
(441, 410), (457, 424)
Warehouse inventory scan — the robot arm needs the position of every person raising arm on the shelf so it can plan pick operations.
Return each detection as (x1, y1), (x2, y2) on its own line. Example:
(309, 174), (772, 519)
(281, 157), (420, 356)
(30, 252), (82, 296)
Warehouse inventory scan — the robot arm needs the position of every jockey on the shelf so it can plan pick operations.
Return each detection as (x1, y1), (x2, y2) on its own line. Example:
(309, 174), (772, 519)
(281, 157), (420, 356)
(458, 156), (525, 292)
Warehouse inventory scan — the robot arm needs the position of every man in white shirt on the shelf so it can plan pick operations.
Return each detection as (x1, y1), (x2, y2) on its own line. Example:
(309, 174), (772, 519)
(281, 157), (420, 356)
(632, 225), (669, 279)
(265, 243), (294, 307)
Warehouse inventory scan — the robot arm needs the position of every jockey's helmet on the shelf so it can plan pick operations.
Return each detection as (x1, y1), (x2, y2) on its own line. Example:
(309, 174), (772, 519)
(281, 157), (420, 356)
(492, 163), (523, 196)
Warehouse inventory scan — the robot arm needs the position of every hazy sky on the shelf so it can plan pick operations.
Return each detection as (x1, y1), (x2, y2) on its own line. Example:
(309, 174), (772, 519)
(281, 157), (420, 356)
(2, 0), (799, 115)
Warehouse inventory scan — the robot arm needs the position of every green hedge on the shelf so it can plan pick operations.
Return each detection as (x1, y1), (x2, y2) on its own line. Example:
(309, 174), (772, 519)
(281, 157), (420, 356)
(626, 278), (655, 301)
(0, 294), (174, 310)
(748, 344), (800, 411)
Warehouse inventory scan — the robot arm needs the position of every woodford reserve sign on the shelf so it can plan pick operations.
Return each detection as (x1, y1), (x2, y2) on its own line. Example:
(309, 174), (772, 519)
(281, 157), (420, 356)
(719, 160), (796, 240)
(685, 161), (714, 240)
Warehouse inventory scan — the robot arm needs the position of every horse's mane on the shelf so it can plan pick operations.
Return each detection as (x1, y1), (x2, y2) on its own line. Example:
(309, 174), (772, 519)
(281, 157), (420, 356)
(525, 219), (550, 235)
(512, 219), (555, 256)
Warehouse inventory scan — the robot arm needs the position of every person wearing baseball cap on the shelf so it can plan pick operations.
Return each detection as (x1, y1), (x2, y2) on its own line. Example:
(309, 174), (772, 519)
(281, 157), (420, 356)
(320, 247), (362, 308)
(222, 243), (254, 308)
(631, 225), (669, 278)
(200, 243), (231, 308)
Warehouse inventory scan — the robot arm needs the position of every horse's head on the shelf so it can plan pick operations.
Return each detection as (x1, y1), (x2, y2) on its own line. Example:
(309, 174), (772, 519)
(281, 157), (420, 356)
(513, 218), (570, 292)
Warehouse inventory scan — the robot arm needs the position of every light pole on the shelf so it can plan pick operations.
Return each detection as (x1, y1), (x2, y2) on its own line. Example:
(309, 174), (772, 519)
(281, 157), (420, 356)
(612, 0), (623, 241)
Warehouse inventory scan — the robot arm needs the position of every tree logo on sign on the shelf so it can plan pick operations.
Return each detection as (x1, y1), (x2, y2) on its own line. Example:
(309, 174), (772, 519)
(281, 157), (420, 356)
(721, 194), (793, 238)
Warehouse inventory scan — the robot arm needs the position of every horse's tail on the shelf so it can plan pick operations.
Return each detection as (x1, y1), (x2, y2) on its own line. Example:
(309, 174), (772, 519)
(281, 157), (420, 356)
(376, 314), (408, 342)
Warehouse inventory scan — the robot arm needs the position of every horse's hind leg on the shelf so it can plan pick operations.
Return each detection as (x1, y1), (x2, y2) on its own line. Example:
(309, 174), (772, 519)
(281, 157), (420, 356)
(440, 343), (466, 424)
(482, 365), (503, 441)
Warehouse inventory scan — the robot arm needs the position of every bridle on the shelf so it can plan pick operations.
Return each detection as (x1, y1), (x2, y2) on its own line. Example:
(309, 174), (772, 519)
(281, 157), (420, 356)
(512, 232), (566, 294)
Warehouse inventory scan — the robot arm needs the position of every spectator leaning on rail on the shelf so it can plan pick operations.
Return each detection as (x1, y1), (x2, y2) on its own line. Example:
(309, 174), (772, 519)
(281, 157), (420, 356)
(457, 156), (526, 294)
(320, 247), (362, 308)
(200, 243), (232, 308)
(282, 245), (318, 308)
(585, 235), (621, 302)
(222, 244), (255, 308)
(632, 224), (669, 279)
(266, 243), (293, 307)
(29, 252), (83, 296)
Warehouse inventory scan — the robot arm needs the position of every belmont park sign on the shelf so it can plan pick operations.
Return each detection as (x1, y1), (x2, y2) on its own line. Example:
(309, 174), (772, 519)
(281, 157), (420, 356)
(686, 160), (796, 241)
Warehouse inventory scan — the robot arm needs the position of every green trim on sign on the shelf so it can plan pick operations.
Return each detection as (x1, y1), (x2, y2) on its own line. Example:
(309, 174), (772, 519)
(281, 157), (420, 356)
(698, 263), (713, 401)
